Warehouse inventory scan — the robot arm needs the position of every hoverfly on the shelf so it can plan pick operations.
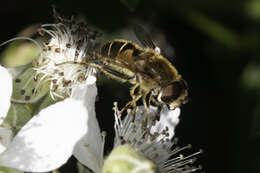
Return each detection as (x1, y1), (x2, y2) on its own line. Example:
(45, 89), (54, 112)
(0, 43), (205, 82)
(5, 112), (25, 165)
(91, 25), (188, 114)
(57, 25), (188, 114)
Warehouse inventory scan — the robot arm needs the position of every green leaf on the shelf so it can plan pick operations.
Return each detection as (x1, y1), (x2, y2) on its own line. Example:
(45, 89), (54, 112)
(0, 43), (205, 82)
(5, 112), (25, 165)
(246, 0), (260, 21)
(11, 66), (50, 103)
(183, 10), (242, 50)
(3, 103), (33, 134)
(120, 0), (140, 11)
(241, 63), (260, 91)
(0, 166), (23, 173)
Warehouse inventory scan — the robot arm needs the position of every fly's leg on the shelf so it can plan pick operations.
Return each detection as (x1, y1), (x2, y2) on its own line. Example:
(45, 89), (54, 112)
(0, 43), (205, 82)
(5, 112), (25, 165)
(119, 83), (140, 116)
(142, 91), (151, 126)
(130, 83), (140, 99)
(151, 97), (164, 121)
(119, 94), (142, 116)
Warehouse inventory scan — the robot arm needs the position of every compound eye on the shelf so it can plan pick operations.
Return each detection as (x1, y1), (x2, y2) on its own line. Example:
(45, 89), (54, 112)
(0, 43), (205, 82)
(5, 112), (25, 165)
(160, 80), (187, 103)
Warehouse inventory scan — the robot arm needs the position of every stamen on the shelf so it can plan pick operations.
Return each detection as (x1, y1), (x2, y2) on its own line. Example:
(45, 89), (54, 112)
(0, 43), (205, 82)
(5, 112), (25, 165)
(113, 105), (202, 173)
(101, 131), (106, 167)
(33, 13), (99, 99)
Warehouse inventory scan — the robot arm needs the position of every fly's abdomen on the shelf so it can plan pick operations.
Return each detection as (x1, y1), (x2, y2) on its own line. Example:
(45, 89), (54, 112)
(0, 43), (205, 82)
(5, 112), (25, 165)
(100, 40), (141, 58)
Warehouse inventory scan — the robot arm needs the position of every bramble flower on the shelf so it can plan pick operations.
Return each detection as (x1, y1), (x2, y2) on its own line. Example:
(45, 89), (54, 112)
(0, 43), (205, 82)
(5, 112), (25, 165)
(0, 12), (103, 172)
(102, 105), (202, 173)
(0, 64), (102, 172)
(33, 10), (99, 99)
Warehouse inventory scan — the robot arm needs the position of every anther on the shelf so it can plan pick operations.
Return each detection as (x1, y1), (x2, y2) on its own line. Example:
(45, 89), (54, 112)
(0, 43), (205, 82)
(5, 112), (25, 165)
(75, 51), (79, 57)
(25, 96), (31, 101)
(66, 43), (71, 48)
(15, 78), (21, 83)
(52, 79), (57, 84)
(32, 60), (39, 67)
(101, 131), (107, 137)
(55, 48), (61, 53)
(20, 89), (25, 95)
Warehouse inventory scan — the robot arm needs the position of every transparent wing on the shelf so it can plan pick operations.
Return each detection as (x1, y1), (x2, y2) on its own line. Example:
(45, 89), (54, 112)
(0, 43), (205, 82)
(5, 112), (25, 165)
(133, 24), (156, 49)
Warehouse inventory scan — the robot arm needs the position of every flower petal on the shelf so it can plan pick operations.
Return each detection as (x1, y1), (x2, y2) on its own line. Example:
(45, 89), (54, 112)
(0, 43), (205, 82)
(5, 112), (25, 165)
(72, 81), (102, 173)
(150, 107), (180, 139)
(133, 106), (180, 140)
(0, 65), (12, 124)
(0, 98), (89, 172)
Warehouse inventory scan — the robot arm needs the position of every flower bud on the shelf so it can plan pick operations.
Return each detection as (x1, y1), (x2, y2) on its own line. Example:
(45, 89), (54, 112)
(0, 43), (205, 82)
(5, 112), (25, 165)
(102, 145), (158, 173)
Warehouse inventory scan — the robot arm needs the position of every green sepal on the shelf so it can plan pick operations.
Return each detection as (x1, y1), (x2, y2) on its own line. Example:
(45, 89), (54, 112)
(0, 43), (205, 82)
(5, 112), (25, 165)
(0, 40), (40, 67)
(34, 93), (59, 115)
(11, 66), (50, 103)
(2, 103), (33, 135)
(0, 166), (23, 173)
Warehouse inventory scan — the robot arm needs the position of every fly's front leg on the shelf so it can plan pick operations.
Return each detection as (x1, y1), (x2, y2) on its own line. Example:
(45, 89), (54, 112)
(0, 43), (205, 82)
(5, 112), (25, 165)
(142, 91), (152, 126)
(151, 97), (164, 121)
(142, 91), (151, 113)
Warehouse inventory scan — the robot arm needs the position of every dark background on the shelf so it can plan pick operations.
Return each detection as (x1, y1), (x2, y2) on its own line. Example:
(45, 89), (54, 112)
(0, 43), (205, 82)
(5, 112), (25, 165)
(1, 0), (260, 173)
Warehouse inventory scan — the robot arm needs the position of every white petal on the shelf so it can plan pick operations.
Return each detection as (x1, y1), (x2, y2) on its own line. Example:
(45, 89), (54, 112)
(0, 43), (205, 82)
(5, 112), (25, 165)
(134, 106), (180, 140)
(0, 65), (12, 124)
(0, 98), (89, 172)
(150, 107), (180, 139)
(72, 82), (102, 173)
(0, 127), (12, 154)
(85, 74), (97, 85)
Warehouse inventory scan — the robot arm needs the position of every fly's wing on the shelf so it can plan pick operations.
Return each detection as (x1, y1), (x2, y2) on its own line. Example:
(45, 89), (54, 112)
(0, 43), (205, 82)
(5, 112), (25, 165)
(90, 53), (136, 83)
(134, 24), (176, 64)
(133, 24), (156, 50)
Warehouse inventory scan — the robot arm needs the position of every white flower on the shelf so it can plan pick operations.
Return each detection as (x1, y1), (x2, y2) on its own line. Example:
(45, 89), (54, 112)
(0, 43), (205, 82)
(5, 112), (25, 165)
(34, 13), (98, 100)
(0, 66), (103, 172)
(109, 105), (202, 173)
(0, 13), (103, 172)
